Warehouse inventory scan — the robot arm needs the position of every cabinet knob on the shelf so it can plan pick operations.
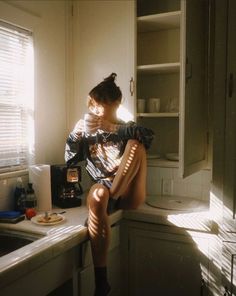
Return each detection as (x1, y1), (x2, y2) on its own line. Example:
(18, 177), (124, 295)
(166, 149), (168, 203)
(129, 77), (134, 96)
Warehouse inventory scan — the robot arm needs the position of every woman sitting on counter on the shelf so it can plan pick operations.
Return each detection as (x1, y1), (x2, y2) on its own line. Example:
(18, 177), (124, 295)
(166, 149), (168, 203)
(65, 73), (154, 296)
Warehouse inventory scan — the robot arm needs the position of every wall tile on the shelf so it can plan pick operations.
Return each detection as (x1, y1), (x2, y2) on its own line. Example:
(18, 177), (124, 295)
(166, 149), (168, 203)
(201, 170), (212, 185)
(147, 167), (212, 201)
(183, 171), (202, 185)
(172, 168), (181, 181)
(201, 184), (210, 201)
(173, 180), (187, 196)
(160, 167), (173, 180)
(186, 183), (202, 199)
(147, 167), (161, 195)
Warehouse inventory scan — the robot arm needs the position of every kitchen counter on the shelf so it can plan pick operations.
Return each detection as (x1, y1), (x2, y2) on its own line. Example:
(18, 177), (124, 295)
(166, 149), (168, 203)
(0, 195), (213, 293)
(124, 196), (213, 233)
(0, 204), (122, 290)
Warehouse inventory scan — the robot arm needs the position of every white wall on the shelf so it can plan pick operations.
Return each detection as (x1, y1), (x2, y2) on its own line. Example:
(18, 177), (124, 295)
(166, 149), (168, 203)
(2, 0), (68, 164)
(0, 0), (70, 209)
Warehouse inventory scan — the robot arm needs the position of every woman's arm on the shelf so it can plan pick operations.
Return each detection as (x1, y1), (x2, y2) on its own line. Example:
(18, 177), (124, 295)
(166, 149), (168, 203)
(100, 119), (154, 149)
(117, 122), (154, 149)
(65, 120), (87, 166)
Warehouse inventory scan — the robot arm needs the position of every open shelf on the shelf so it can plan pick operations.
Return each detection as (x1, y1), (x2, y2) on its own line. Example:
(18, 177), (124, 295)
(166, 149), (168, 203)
(137, 62), (180, 74)
(137, 112), (179, 118)
(137, 11), (181, 33)
(147, 158), (179, 168)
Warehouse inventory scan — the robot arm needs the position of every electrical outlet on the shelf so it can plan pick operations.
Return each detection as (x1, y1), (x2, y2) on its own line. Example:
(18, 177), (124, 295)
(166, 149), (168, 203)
(162, 179), (173, 196)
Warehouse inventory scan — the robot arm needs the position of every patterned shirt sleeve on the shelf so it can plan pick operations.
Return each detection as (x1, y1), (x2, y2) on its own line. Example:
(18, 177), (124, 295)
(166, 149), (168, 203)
(117, 121), (154, 149)
(64, 131), (86, 166)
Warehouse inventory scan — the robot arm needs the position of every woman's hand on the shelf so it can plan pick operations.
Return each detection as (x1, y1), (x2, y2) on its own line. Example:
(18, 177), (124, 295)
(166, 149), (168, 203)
(72, 119), (84, 134)
(84, 113), (101, 134)
(84, 113), (119, 134)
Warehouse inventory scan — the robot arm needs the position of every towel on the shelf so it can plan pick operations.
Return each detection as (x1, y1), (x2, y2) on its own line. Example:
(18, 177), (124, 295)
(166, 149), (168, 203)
(0, 211), (22, 219)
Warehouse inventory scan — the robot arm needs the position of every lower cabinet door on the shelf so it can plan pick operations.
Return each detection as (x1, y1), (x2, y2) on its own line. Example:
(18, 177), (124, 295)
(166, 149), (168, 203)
(222, 241), (236, 296)
(79, 265), (95, 296)
(128, 227), (209, 296)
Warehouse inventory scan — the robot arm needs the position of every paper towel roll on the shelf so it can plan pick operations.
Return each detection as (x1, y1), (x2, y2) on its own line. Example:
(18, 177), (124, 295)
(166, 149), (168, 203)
(29, 165), (52, 212)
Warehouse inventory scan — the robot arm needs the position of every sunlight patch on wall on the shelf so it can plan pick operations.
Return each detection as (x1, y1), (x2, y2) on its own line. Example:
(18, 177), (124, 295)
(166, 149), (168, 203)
(117, 104), (134, 122)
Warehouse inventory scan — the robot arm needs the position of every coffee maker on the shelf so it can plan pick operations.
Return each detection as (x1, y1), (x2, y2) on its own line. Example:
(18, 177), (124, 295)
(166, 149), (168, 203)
(51, 164), (83, 208)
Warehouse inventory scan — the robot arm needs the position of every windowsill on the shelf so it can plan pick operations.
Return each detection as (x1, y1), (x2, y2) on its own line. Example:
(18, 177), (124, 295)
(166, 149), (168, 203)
(0, 169), (28, 180)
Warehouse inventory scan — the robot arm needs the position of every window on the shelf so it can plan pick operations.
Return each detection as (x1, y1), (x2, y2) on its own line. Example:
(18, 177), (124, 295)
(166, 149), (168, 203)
(0, 21), (34, 172)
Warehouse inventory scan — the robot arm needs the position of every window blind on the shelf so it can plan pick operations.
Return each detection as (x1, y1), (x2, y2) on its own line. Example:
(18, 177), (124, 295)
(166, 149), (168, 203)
(0, 21), (34, 172)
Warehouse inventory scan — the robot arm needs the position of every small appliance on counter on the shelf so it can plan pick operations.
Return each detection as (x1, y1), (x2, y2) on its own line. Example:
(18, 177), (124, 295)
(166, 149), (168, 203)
(51, 164), (83, 208)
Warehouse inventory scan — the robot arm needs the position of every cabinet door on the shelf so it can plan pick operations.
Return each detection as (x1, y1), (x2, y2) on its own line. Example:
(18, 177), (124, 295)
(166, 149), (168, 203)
(179, 0), (209, 177)
(223, 0), (236, 229)
(128, 228), (209, 296)
(222, 241), (236, 296)
(71, 0), (135, 126)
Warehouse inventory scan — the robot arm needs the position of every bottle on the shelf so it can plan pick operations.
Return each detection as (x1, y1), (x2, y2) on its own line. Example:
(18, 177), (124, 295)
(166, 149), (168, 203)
(14, 177), (25, 213)
(25, 183), (37, 209)
(25, 183), (37, 220)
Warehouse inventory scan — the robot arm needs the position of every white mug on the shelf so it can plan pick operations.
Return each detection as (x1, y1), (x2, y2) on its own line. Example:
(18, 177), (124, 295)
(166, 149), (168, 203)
(147, 98), (161, 113)
(137, 99), (146, 113)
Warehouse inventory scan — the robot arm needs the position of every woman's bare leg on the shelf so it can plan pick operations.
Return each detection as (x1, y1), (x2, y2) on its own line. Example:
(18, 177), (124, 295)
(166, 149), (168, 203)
(87, 183), (111, 295)
(87, 183), (110, 266)
(110, 139), (147, 209)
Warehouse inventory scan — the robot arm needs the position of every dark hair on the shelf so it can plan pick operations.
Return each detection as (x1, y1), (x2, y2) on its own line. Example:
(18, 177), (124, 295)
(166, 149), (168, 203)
(89, 73), (122, 104)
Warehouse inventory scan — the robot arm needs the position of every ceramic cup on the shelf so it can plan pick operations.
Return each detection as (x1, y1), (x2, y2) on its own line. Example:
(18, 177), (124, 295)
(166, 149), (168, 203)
(137, 99), (146, 113)
(147, 98), (161, 113)
(84, 113), (99, 133)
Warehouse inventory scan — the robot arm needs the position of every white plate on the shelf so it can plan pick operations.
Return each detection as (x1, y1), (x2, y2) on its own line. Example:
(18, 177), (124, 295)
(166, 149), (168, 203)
(147, 154), (161, 159)
(31, 214), (66, 226)
(165, 153), (179, 161)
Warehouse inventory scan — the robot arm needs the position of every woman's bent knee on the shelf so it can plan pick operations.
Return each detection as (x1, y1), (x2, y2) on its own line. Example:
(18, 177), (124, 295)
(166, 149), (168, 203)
(87, 184), (109, 213)
(126, 139), (145, 155)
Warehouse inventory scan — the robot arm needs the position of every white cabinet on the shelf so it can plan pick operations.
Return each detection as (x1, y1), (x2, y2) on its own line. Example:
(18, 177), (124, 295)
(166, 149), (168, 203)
(70, 0), (210, 178)
(122, 221), (211, 296)
(222, 240), (236, 296)
(70, 0), (135, 128)
(222, 0), (236, 230)
(136, 0), (210, 177)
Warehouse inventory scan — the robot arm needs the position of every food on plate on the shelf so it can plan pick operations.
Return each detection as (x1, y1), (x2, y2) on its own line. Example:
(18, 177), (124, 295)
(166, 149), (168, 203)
(36, 213), (63, 224)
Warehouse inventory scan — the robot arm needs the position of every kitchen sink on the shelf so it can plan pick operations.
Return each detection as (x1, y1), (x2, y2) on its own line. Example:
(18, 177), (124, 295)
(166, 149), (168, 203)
(0, 230), (42, 257)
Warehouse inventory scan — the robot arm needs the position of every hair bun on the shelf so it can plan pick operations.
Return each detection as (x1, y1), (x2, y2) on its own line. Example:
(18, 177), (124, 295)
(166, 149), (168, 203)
(104, 73), (117, 83)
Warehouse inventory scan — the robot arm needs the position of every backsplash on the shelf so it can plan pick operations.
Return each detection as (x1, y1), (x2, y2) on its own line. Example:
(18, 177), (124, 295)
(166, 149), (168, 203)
(147, 166), (212, 201)
(0, 165), (211, 211)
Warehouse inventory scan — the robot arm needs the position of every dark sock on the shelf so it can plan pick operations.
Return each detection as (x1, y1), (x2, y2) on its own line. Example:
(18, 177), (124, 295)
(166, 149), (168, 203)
(94, 266), (111, 296)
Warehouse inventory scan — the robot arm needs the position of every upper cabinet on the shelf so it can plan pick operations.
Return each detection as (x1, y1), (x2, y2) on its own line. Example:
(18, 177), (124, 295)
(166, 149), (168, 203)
(222, 0), (236, 229)
(136, 0), (210, 178)
(71, 0), (211, 178)
(70, 0), (135, 127)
